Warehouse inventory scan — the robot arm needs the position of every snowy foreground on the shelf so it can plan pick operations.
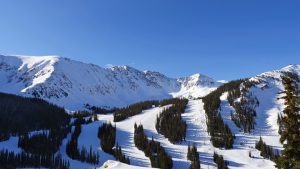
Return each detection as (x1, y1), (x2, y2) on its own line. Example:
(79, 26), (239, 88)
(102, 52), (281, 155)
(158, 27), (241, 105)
(99, 160), (155, 169)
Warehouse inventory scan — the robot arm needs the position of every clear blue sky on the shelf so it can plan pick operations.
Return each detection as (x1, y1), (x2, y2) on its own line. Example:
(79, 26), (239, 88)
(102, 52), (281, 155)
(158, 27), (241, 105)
(0, 0), (299, 80)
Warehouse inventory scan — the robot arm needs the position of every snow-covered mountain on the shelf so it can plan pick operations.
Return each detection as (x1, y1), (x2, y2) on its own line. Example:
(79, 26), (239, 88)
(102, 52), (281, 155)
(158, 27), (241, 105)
(0, 54), (220, 110)
(1, 54), (299, 169)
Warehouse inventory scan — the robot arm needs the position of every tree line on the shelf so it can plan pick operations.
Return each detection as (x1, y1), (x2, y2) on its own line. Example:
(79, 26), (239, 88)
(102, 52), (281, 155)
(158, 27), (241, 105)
(187, 144), (201, 169)
(254, 137), (279, 161)
(0, 150), (69, 169)
(114, 100), (159, 122)
(18, 127), (70, 156)
(159, 98), (185, 107)
(155, 98), (188, 143)
(85, 103), (118, 114)
(202, 80), (244, 148)
(98, 122), (130, 164)
(227, 80), (259, 133)
(98, 122), (116, 154)
(134, 123), (173, 169)
(66, 118), (99, 165)
(0, 92), (70, 141)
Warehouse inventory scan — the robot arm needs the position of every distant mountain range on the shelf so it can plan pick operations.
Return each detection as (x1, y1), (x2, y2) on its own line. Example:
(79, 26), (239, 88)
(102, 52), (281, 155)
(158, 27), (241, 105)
(0, 54), (220, 110)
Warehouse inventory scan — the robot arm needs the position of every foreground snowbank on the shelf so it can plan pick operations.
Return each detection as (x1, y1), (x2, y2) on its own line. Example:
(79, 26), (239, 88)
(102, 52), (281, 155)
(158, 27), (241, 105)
(99, 160), (155, 169)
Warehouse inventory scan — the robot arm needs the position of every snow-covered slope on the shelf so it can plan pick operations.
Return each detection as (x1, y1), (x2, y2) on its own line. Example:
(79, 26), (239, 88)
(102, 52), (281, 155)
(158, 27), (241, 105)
(0, 54), (219, 110)
(0, 64), (299, 169)
(241, 64), (300, 147)
(211, 64), (300, 169)
(173, 73), (220, 98)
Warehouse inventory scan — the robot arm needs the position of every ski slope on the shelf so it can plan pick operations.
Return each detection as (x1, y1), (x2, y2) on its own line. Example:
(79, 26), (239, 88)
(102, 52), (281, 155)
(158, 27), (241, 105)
(217, 93), (277, 169)
(0, 98), (280, 169)
(97, 100), (217, 169)
(96, 98), (279, 169)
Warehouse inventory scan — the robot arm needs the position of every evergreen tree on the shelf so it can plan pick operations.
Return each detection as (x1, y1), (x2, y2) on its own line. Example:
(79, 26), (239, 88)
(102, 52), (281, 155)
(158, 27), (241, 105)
(255, 136), (279, 161)
(227, 86), (259, 133)
(98, 122), (116, 154)
(0, 92), (70, 141)
(202, 80), (244, 149)
(66, 121), (99, 164)
(98, 122), (130, 164)
(114, 100), (159, 122)
(277, 73), (300, 169)
(0, 149), (70, 169)
(18, 127), (70, 156)
(156, 98), (188, 143)
(213, 152), (229, 169)
(187, 144), (201, 169)
(114, 143), (130, 164)
(134, 124), (173, 169)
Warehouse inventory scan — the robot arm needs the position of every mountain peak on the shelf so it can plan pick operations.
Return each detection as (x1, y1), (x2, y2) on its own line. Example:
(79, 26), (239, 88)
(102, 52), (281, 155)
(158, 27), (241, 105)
(0, 54), (218, 110)
(280, 64), (300, 74)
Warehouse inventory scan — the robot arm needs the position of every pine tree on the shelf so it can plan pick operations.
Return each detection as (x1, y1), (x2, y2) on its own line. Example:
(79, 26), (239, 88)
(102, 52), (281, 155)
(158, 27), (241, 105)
(155, 98), (188, 143)
(277, 73), (300, 169)
(213, 152), (229, 169)
(187, 144), (201, 169)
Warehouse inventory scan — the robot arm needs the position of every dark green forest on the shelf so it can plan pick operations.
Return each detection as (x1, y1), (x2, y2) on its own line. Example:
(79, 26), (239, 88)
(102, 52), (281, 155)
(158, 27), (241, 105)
(98, 122), (130, 164)
(66, 118), (99, 164)
(187, 144), (201, 169)
(0, 92), (70, 141)
(213, 152), (229, 169)
(202, 80), (244, 148)
(155, 98), (188, 143)
(134, 123), (173, 169)
(114, 100), (159, 122)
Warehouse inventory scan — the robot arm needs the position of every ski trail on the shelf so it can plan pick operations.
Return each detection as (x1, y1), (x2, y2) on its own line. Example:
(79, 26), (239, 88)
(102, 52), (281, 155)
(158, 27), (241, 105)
(182, 99), (217, 169)
(97, 110), (156, 167)
(218, 92), (277, 169)
(139, 100), (217, 169)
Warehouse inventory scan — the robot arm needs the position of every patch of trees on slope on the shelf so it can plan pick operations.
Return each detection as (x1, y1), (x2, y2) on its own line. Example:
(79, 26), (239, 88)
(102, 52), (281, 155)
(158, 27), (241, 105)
(202, 80), (244, 148)
(227, 80), (259, 133)
(113, 100), (159, 122)
(66, 118), (100, 164)
(134, 123), (173, 169)
(98, 122), (130, 164)
(0, 92), (70, 141)
(156, 98), (189, 143)
(0, 92), (71, 168)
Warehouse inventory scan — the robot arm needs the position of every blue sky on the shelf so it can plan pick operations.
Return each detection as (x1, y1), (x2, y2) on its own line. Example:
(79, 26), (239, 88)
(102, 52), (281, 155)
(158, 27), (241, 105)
(0, 0), (299, 80)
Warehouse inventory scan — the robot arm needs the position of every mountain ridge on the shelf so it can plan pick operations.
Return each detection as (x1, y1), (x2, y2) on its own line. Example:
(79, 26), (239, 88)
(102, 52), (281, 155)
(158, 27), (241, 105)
(0, 54), (220, 110)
